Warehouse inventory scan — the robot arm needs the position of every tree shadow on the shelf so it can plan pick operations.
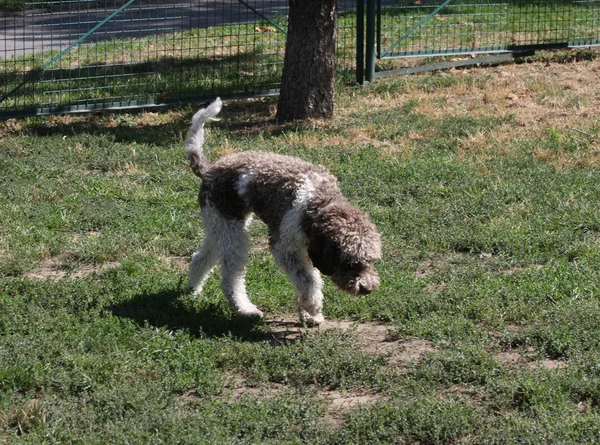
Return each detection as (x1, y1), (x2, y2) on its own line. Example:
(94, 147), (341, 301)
(1, 49), (283, 120)
(16, 95), (294, 147)
(109, 287), (303, 344)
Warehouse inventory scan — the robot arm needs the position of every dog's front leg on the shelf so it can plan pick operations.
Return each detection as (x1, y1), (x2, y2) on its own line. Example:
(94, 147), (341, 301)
(271, 245), (324, 325)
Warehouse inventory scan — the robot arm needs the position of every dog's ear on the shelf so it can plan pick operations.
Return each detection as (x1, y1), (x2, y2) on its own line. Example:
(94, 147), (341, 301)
(307, 235), (337, 276)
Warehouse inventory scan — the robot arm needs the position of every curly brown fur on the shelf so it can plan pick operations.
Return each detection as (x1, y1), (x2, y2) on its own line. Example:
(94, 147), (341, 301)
(184, 98), (381, 324)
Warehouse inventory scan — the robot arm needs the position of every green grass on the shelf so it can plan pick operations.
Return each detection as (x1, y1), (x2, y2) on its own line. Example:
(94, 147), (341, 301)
(2, 57), (600, 442)
(0, 0), (26, 10)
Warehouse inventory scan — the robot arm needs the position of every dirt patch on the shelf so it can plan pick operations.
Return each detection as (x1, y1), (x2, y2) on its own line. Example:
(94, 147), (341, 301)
(415, 260), (436, 279)
(528, 358), (568, 371)
(385, 338), (436, 368)
(496, 351), (522, 366)
(179, 317), (432, 424)
(500, 264), (543, 275)
(214, 373), (287, 403)
(25, 257), (120, 280)
(319, 389), (382, 426)
(264, 315), (435, 367)
(181, 375), (382, 427)
(495, 349), (568, 371)
(203, 371), (382, 426)
(158, 255), (189, 270)
(441, 385), (487, 407)
(250, 237), (270, 254)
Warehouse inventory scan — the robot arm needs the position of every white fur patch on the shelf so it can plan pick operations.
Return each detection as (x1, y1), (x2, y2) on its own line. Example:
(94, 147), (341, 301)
(236, 172), (254, 197)
(278, 173), (322, 250)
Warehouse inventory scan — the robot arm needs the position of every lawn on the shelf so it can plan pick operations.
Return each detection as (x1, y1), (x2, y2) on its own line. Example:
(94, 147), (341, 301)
(2, 51), (600, 442)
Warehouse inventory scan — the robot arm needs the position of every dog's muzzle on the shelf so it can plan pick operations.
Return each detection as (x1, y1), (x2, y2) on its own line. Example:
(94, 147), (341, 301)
(358, 282), (375, 295)
(352, 272), (380, 295)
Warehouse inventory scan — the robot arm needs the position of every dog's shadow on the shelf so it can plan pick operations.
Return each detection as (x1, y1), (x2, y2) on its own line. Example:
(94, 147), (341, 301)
(109, 288), (303, 344)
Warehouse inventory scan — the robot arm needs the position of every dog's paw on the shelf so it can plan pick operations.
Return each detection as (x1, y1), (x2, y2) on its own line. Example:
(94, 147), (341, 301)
(237, 305), (264, 319)
(183, 282), (196, 293)
(299, 310), (324, 326)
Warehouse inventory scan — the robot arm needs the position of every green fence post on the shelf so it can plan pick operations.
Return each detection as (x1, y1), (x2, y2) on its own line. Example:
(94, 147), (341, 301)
(365, 0), (376, 82)
(356, 0), (365, 84)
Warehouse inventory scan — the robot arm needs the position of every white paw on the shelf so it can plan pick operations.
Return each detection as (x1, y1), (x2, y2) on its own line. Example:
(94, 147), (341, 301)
(299, 310), (324, 326)
(237, 305), (264, 319)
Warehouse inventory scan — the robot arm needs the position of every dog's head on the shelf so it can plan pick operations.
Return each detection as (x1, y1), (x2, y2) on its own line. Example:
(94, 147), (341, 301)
(305, 201), (381, 295)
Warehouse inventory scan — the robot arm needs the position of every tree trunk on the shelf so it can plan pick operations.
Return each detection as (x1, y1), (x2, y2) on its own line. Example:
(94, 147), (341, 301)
(276, 0), (337, 122)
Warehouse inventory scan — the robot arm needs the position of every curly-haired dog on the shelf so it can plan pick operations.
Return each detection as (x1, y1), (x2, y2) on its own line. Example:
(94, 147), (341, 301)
(183, 98), (381, 325)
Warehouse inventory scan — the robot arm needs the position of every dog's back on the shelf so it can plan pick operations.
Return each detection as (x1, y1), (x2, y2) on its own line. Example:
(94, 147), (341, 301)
(200, 151), (341, 231)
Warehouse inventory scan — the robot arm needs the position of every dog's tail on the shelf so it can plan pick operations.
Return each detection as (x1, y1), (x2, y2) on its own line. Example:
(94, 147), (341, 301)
(184, 97), (223, 178)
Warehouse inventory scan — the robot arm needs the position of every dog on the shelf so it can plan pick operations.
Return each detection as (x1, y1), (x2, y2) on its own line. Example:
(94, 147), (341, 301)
(183, 98), (381, 325)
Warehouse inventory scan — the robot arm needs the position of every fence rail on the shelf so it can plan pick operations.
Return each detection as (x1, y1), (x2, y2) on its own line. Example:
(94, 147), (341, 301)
(1, 0), (599, 118)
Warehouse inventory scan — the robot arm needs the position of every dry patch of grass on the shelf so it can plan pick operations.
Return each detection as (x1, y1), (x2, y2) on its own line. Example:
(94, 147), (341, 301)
(495, 349), (568, 371)
(0, 119), (22, 138)
(534, 141), (600, 170)
(320, 389), (383, 426)
(337, 52), (600, 168)
(24, 255), (120, 280)
(417, 62), (598, 132)
(0, 397), (43, 438)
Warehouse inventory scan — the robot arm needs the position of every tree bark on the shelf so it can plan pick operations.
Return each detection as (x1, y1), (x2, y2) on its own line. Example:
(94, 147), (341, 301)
(276, 0), (337, 122)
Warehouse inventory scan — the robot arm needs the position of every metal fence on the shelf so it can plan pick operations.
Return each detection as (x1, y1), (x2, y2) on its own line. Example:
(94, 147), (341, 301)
(0, 0), (358, 117)
(1, 0), (599, 118)
(364, 0), (600, 79)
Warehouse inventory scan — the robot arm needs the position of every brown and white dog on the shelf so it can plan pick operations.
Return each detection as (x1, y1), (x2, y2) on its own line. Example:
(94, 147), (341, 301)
(184, 98), (381, 325)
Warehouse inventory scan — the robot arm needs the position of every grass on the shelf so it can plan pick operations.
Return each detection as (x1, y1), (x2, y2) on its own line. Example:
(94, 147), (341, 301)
(2, 52), (600, 442)
(0, 0), (26, 10)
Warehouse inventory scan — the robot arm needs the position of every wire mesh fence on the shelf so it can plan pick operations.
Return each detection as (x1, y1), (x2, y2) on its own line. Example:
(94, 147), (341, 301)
(378, 0), (600, 59)
(0, 0), (358, 117)
(1, 0), (599, 118)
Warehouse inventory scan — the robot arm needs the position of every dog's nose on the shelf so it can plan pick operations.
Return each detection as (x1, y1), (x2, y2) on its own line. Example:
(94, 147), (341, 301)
(358, 283), (373, 295)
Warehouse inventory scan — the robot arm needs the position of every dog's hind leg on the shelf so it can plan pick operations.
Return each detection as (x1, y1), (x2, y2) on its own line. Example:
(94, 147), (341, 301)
(217, 217), (263, 318)
(185, 236), (218, 294)
(271, 245), (324, 325)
